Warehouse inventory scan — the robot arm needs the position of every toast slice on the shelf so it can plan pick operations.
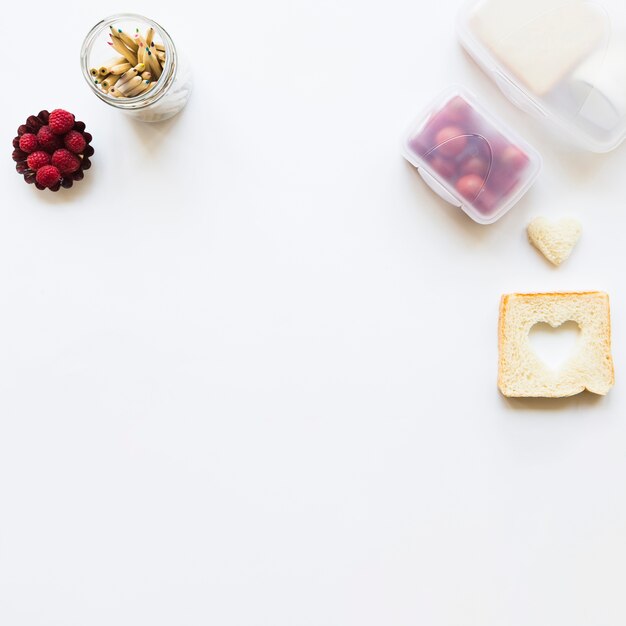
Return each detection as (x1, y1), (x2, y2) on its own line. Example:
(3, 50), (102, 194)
(498, 292), (614, 398)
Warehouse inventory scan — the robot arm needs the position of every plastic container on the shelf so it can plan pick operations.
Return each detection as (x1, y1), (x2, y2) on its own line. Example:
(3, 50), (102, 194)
(402, 87), (542, 224)
(81, 14), (192, 122)
(458, 0), (626, 153)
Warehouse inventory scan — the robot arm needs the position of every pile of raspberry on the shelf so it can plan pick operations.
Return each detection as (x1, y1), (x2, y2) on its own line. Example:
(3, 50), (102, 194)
(12, 109), (94, 191)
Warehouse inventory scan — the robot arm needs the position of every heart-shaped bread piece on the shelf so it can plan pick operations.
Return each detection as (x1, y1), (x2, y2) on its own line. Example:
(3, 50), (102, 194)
(527, 217), (582, 266)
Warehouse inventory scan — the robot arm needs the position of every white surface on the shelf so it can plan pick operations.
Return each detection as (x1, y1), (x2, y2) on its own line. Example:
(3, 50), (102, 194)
(1, 1), (625, 625)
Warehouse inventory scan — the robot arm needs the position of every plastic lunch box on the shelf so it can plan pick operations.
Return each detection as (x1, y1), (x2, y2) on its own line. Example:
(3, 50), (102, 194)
(458, 0), (626, 153)
(402, 87), (542, 224)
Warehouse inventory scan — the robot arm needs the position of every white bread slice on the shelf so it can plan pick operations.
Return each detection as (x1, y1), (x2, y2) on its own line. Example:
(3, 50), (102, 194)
(527, 217), (581, 266)
(469, 0), (606, 96)
(498, 292), (614, 398)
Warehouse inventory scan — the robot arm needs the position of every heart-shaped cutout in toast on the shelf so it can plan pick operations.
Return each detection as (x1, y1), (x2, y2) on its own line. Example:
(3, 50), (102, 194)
(527, 217), (582, 266)
(529, 320), (581, 371)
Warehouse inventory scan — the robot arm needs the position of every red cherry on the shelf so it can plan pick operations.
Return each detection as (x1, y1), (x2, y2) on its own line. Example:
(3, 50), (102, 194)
(456, 174), (485, 200)
(498, 145), (528, 171)
(460, 156), (489, 178)
(428, 155), (457, 180)
(435, 126), (468, 158)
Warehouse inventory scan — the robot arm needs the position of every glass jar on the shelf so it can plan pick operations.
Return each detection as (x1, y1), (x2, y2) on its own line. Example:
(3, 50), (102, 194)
(81, 13), (192, 122)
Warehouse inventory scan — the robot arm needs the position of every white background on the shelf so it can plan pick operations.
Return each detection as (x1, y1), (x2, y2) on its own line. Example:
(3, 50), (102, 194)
(1, 1), (626, 624)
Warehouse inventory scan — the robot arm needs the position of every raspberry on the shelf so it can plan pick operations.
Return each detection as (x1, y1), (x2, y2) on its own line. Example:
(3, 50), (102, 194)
(35, 165), (61, 188)
(48, 109), (75, 135)
(51, 149), (81, 174)
(14, 108), (93, 191)
(64, 130), (87, 154)
(37, 125), (62, 152)
(26, 151), (51, 171)
(19, 133), (39, 153)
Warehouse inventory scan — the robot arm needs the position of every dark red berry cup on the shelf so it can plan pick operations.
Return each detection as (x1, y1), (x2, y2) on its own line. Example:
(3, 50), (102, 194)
(12, 109), (94, 192)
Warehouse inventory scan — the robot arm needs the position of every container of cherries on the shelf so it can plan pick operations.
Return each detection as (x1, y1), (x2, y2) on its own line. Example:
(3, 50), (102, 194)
(12, 109), (94, 192)
(403, 87), (542, 224)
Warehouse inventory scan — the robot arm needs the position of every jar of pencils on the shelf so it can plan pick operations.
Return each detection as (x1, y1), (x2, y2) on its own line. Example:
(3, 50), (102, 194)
(81, 14), (192, 122)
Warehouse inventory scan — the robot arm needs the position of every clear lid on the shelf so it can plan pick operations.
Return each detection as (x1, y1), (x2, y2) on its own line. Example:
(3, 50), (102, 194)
(458, 0), (626, 152)
(402, 87), (542, 225)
